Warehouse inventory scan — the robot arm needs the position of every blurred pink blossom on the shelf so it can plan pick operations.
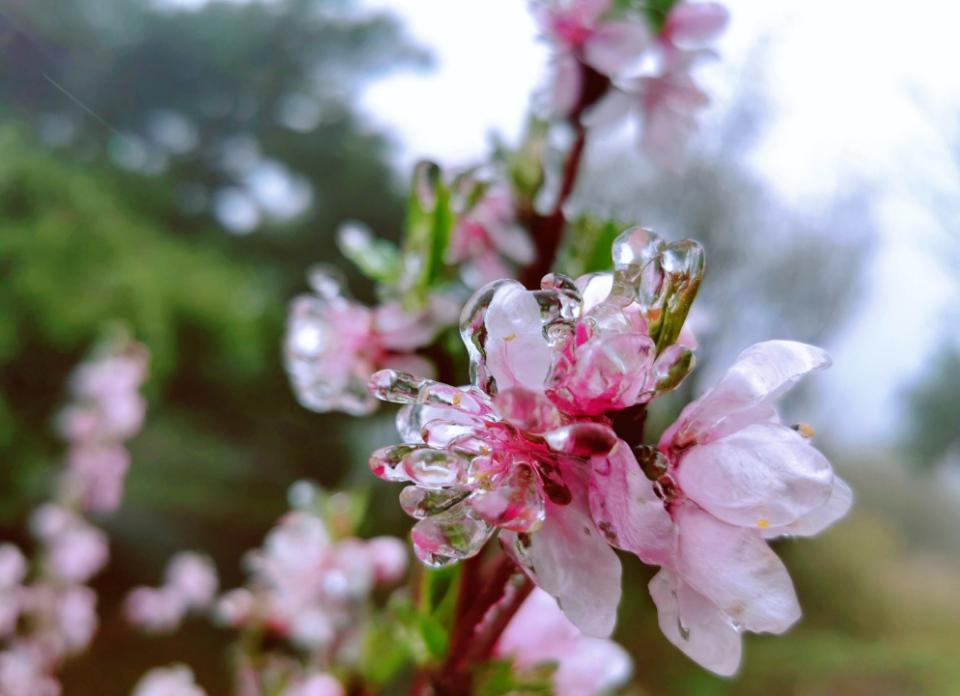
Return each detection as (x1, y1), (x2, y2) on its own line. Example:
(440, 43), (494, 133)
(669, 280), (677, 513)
(133, 664), (207, 696)
(0, 647), (61, 696)
(496, 588), (632, 695)
(283, 672), (345, 696)
(126, 552), (218, 633)
(447, 186), (534, 287)
(285, 267), (453, 415)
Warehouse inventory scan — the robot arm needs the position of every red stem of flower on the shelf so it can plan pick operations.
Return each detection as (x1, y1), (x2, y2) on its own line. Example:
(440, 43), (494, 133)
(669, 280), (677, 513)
(519, 61), (611, 289)
(426, 552), (534, 695)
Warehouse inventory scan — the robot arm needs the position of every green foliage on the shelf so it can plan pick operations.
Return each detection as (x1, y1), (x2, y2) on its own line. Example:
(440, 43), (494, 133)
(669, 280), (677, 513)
(401, 161), (456, 305)
(901, 344), (960, 469)
(556, 215), (628, 277)
(474, 659), (557, 696)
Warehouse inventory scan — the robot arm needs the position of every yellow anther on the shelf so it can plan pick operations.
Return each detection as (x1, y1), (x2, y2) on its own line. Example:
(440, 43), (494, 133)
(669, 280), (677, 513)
(757, 519), (770, 529)
(503, 333), (517, 342)
(452, 392), (462, 407)
(793, 423), (815, 439)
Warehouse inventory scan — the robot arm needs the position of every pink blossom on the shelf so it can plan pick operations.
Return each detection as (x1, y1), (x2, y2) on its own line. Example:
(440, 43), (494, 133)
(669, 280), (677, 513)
(284, 266), (450, 415)
(133, 664), (206, 696)
(0, 647), (61, 696)
(62, 444), (130, 514)
(0, 543), (27, 589)
(283, 673), (345, 696)
(126, 586), (187, 633)
(367, 370), (622, 636)
(165, 552), (219, 610)
(54, 585), (98, 652)
(496, 588), (631, 695)
(535, 0), (652, 114)
(447, 186), (534, 287)
(590, 341), (851, 675)
(62, 349), (148, 443)
(365, 536), (408, 584)
(30, 505), (108, 584)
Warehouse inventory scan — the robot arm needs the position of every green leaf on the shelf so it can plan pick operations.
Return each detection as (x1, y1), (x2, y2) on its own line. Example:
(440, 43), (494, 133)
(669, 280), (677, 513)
(557, 215), (632, 277)
(474, 658), (558, 696)
(403, 160), (455, 304)
(336, 221), (402, 284)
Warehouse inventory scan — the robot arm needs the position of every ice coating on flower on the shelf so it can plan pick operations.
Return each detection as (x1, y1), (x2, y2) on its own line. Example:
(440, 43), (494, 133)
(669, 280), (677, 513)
(496, 587), (632, 696)
(284, 265), (449, 415)
(133, 664), (207, 696)
(591, 340), (849, 675)
(368, 366), (621, 636)
(448, 186), (534, 288)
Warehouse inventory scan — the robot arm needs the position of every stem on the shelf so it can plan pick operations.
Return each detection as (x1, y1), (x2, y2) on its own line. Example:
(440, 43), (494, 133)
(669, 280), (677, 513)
(429, 553), (534, 695)
(519, 61), (611, 288)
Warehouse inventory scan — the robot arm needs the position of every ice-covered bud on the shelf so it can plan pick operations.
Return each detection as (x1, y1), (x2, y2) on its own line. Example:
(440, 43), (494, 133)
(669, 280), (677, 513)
(284, 265), (447, 416)
(0, 544), (27, 589)
(496, 588), (632, 695)
(133, 664), (206, 696)
(126, 587), (186, 633)
(164, 552), (218, 610)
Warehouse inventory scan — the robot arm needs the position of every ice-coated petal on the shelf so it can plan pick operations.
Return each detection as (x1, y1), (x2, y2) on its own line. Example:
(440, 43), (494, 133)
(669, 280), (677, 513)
(584, 20), (651, 75)
(482, 282), (553, 393)
(663, 340), (831, 447)
(493, 388), (562, 433)
(399, 485), (467, 519)
(411, 501), (495, 567)
(649, 569), (741, 677)
(763, 476), (853, 539)
(502, 483), (622, 637)
(676, 423), (834, 529)
(467, 464), (546, 533)
(543, 422), (618, 456)
(674, 504), (801, 634)
(402, 448), (470, 489)
(589, 441), (675, 565)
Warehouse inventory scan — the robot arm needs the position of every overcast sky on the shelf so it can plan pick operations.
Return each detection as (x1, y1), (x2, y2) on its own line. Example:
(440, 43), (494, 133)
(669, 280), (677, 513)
(359, 0), (959, 445)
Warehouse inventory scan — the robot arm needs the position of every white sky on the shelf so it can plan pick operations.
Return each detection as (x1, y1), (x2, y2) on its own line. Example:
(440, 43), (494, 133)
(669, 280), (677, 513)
(360, 0), (959, 445)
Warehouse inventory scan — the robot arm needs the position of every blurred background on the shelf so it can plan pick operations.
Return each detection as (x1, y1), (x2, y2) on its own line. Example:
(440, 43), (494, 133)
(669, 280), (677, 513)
(1, 0), (958, 693)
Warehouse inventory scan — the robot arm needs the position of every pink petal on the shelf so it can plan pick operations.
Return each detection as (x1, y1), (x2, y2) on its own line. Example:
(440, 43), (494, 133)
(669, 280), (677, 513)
(763, 476), (853, 539)
(676, 423), (834, 529)
(662, 340), (831, 448)
(648, 569), (741, 676)
(584, 21), (651, 75)
(663, 2), (729, 47)
(484, 282), (553, 393)
(550, 52), (583, 116)
(589, 441), (675, 566)
(674, 503), (801, 634)
(501, 470), (622, 637)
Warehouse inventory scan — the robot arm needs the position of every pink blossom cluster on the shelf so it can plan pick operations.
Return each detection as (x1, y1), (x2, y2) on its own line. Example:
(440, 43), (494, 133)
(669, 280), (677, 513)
(0, 339), (149, 695)
(133, 664), (207, 696)
(447, 184), (535, 288)
(367, 226), (850, 675)
(284, 265), (457, 415)
(214, 505), (407, 662)
(126, 552), (219, 633)
(57, 341), (149, 514)
(535, 0), (729, 163)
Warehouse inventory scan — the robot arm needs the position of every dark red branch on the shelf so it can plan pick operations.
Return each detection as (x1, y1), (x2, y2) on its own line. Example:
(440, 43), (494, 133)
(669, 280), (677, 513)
(519, 61), (611, 288)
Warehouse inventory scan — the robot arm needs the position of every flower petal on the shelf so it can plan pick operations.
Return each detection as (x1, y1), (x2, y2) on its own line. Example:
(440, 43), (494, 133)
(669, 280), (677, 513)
(484, 282), (552, 393)
(662, 340), (831, 447)
(648, 568), (742, 677)
(501, 479), (622, 637)
(763, 476), (853, 539)
(589, 441), (675, 566)
(676, 422), (834, 529)
(584, 21), (651, 75)
(675, 503), (801, 634)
